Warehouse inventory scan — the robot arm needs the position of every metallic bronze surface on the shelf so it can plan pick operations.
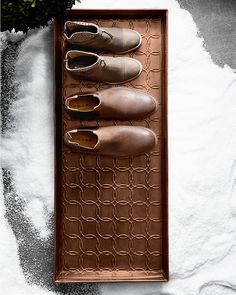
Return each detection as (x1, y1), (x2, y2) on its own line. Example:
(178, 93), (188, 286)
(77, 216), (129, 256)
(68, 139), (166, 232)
(54, 9), (168, 282)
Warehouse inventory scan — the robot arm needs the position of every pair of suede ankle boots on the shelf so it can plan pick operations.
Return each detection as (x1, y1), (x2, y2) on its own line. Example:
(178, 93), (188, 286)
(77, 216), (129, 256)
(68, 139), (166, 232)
(63, 21), (158, 157)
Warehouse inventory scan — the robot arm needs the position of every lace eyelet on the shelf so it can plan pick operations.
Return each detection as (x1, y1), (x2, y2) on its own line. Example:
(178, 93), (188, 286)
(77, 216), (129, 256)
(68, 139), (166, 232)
(100, 60), (106, 67)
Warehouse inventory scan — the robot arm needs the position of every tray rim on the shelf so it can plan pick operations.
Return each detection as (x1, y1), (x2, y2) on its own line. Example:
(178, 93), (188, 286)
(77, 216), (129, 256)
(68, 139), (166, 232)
(54, 8), (169, 283)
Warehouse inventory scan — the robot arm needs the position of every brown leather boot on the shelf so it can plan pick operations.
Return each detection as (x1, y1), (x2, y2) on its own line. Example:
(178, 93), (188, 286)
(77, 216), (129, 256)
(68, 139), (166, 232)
(65, 87), (157, 120)
(64, 21), (142, 54)
(64, 126), (157, 157)
(65, 50), (142, 84)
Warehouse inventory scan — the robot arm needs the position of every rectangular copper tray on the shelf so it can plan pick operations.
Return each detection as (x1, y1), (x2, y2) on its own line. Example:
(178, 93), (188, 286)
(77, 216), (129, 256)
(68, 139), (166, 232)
(54, 9), (168, 283)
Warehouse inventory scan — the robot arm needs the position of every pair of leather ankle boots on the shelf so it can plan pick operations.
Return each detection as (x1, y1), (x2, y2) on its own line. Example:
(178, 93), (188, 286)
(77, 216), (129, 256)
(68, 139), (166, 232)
(63, 21), (158, 157)
(64, 21), (142, 84)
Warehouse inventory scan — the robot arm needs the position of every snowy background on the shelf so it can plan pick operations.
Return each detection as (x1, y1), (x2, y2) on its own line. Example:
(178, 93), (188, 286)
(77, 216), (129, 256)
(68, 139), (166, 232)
(1, 0), (236, 294)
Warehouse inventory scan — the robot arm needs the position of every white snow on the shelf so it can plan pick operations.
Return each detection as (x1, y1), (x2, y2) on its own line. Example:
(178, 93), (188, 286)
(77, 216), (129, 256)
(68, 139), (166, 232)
(1, 0), (236, 294)
(0, 172), (53, 295)
(1, 26), (54, 238)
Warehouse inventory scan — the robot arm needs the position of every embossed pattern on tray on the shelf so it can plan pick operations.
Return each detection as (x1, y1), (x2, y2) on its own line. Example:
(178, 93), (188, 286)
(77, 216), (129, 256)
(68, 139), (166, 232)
(55, 11), (168, 282)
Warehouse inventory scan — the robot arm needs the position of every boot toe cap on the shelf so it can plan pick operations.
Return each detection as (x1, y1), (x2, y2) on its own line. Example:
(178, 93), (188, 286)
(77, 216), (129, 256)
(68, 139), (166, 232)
(141, 128), (157, 152)
(125, 30), (142, 52)
(139, 93), (158, 116)
(124, 58), (142, 82)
